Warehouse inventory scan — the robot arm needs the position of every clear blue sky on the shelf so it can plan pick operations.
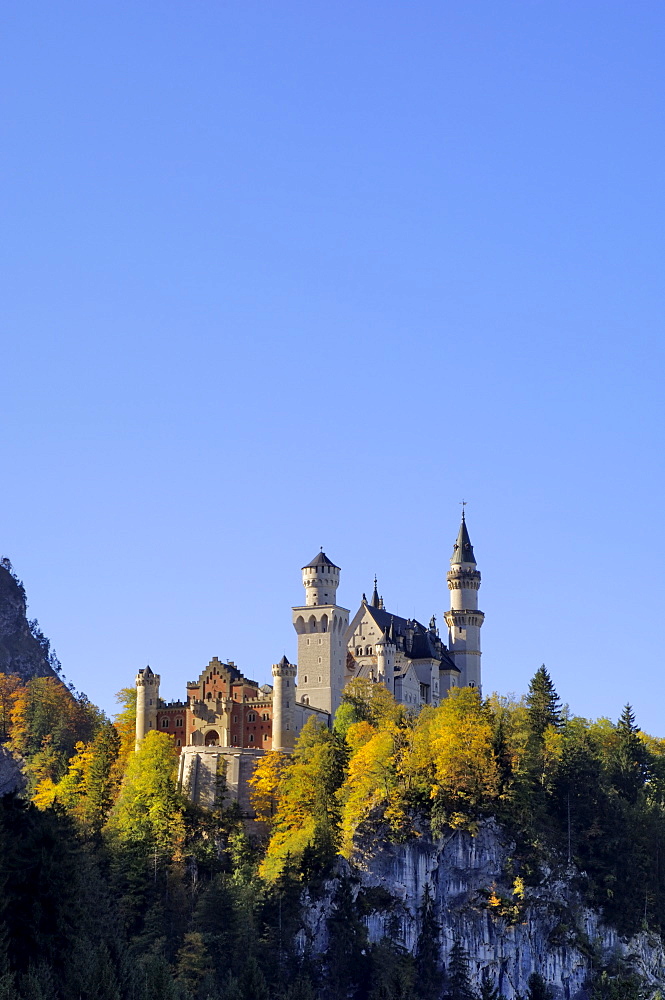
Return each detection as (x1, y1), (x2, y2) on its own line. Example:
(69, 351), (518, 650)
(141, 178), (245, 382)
(1, 2), (664, 733)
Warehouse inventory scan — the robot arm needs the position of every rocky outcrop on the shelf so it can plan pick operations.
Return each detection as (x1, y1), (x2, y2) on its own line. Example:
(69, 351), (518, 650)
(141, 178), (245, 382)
(297, 820), (665, 999)
(0, 747), (26, 797)
(0, 560), (58, 683)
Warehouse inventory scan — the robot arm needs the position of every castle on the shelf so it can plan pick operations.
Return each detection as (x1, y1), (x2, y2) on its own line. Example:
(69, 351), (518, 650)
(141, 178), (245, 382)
(134, 513), (483, 809)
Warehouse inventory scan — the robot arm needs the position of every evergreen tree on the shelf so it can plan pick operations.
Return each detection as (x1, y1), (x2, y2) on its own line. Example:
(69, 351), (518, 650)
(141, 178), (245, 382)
(525, 972), (550, 1000)
(525, 667), (561, 738)
(613, 705), (649, 802)
(479, 969), (504, 999)
(324, 876), (369, 1000)
(415, 884), (441, 1000)
(443, 940), (475, 1000)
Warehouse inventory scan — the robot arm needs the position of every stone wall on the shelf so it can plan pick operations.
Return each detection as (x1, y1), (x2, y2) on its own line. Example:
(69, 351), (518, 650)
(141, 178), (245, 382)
(178, 745), (265, 815)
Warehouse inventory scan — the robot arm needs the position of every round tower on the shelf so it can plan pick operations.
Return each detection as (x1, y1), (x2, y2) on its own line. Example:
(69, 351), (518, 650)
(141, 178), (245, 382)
(375, 629), (395, 694)
(271, 656), (297, 751)
(301, 550), (340, 607)
(443, 513), (484, 690)
(135, 665), (160, 750)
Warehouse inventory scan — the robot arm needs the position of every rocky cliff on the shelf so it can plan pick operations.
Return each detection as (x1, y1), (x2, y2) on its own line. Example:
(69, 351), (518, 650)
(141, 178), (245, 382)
(297, 820), (665, 999)
(0, 560), (58, 682)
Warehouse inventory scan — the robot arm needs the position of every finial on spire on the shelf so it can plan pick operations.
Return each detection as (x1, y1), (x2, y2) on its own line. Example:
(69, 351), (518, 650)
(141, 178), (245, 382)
(371, 576), (380, 608)
(460, 498), (467, 521)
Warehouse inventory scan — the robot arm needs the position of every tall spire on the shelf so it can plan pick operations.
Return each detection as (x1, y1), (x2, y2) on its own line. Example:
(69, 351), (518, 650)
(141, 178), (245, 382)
(450, 510), (476, 565)
(371, 576), (380, 608)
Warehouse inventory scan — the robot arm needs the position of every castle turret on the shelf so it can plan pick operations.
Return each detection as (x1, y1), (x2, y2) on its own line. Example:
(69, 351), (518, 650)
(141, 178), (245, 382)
(443, 513), (484, 690)
(301, 549), (341, 607)
(292, 550), (349, 717)
(271, 655), (297, 751)
(135, 665), (160, 749)
(375, 629), (395, 694)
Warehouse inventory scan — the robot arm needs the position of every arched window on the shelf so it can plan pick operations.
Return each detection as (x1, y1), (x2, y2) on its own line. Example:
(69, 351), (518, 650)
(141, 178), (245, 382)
(205, 731), (219, 746)
(161, 718), (169, 728)
(295, 616), (305, 634)
(321, 614), (328, 633)
(175, 718), (183, 728)
(308, 615), (317, 633)
(247, 712), (256, 722)
(248, 734), (254, 743)
(365, 646), (372, 655)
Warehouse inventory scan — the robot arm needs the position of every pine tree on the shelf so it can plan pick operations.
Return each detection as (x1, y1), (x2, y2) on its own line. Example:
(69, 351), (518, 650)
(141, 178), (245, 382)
(526, 972), (551, 1000)
(479, 969), (504, 999)
(525, 667), (561, 738)
(415, 884), (441, 1000)
(443, 940), (475, 1000)
(613, 704), (649, 802)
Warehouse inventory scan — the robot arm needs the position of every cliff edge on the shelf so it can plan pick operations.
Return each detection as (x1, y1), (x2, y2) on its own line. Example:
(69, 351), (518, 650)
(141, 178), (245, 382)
(0, 560), (58, 682)
(297, 820), (665, 999)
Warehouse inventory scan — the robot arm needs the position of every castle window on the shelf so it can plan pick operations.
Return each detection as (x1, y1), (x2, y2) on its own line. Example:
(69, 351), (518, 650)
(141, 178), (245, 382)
(248, 712), (255, 722)
(233, 715), (238, 723)
(318, 657), (322, 664)
(263, 733), (268, 740)
(176, 739), (181, 747)
(303, 675), (308, 683)
(356, 647), (362, 655)
(161, 718), (169, 728)
(365, 646), (372, 655)
(248, 734), (254, 743)
(286, 701), (289, 708)
(175, 719), (183, 727)
(469, 681), (476, 688)
(318, 676), (322, 683)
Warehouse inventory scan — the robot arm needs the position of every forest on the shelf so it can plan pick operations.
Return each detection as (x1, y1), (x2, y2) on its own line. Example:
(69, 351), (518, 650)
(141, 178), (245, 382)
(0, 667), (663, 1000)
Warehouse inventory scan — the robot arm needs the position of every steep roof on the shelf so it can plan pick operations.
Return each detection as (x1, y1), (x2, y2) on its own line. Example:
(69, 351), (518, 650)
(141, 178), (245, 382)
(363, 604), (459, 672)
(450, 513), (476, 565)
(303, 550), (340, 570)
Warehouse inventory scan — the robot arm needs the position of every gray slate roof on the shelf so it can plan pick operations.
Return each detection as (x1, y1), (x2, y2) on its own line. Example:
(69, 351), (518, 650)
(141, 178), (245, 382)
(363, 605), (459, 672)
(450, 514), (476, 565)
(303, 550), (340, 570)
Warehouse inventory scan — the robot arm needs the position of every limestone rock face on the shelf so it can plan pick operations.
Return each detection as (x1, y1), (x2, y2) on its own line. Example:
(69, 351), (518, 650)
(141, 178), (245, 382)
(0, 747), (26, 797)
(297, 820), (665, 999)
(0, 562), (58, 682)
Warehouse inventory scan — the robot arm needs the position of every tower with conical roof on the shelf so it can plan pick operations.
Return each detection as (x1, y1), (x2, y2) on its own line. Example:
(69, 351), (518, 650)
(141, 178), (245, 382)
(292, 550), (349, 716)
(271, 655), (297, 751)
(135, 665), (160, 750)
(443, 513), (484, 690)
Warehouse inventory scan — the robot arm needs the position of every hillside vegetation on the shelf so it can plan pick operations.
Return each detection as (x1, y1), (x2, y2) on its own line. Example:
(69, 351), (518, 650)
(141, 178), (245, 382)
(0, 666), (663, 999)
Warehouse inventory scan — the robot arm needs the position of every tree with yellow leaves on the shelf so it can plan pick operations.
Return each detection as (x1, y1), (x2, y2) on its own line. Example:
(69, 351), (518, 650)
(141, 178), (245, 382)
(248, 749), (292, 826)
(401, 686), (499, 832)
(259, 717), (347, 882)
(0, 673), (23, 742)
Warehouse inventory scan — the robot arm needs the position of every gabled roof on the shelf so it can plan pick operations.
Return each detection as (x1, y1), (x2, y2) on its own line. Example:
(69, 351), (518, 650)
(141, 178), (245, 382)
(360, 604), (459, 672)
(450, 513), (476, 565)
(303, 550), (340, 570)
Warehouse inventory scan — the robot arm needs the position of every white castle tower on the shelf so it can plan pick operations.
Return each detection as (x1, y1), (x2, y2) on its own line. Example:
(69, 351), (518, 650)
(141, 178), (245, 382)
(375, 628), (395, 694)
(292, 550), (349, 717)
(135, 665), (160, 749)
(271, 655), (297, 751)
(443, 513), (484, 690)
